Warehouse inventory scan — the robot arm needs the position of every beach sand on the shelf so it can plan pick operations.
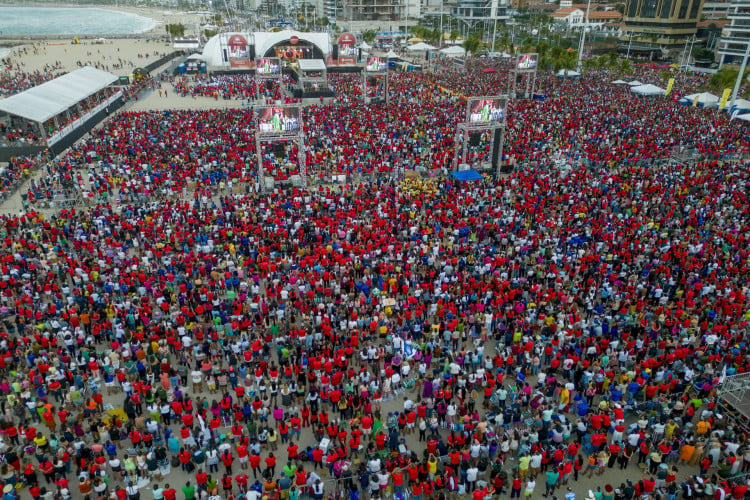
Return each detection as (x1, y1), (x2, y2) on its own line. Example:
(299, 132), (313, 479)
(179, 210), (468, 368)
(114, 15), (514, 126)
(0, 5), (208, 77)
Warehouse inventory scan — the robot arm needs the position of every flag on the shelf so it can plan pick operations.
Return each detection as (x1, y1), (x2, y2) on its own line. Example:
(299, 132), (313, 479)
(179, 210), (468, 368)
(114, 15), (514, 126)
(665, 78), (675, 96)
(730, 109), (740, 122)
(719, 88), (732, 110)
(692, 95), (699, 107)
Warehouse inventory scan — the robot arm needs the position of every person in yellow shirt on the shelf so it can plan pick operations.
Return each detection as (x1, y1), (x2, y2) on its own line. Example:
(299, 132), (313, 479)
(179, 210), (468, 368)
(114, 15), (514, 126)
(559, 385), (570, 412)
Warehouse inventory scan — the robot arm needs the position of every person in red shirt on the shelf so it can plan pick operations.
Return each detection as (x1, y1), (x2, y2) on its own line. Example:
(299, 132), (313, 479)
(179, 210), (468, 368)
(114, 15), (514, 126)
(163, 485), (176, 500)
(234, 473), (249, 493)
(249, 454), (261, 478)
(195, 470), (208, 491)
(221, 450), (233, 473)
(264, 453), (276, 477)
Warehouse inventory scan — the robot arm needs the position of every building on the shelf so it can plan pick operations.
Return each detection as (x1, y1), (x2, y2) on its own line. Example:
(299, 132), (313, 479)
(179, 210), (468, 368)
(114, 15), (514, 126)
(621, 0), (705, 48)
(342, 0), (408, 31)
(550, 6), (623, 28)
(702, 0), (732, 18)
(451, 0), (511, 25)
(717, 0), (750, 64)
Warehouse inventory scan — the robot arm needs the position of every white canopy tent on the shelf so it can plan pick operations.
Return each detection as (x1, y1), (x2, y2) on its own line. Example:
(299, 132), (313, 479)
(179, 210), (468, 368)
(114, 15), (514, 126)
(0, 66), (117, 124)
(729, 98), (750, 112)
(557, 69), (581, 77)
(440, 45), (466, 57)
(407, 42), (437, 51)
(631, 84), (665, 96)
(360, 41), (372, 50)
(186, 53), (204, 61)
(680, 92), (719, 106)
(735, 113), (750, 123)
(384, 50), (400, 58)
(628, 80), (644, 86)
(611, 79), (628, 85)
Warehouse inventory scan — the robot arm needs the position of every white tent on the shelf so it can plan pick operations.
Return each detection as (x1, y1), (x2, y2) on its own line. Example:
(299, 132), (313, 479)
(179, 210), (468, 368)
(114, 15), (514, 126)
(0, 66), (117, 123)
(407, 42), (437, 51)
(186, 53), (204, 61)
(736, 113), (750, 122)
(611, 79), (628, 84)
(384, 50), (400, 58)
(729, 98), (750, 112)
(360, 41), (372, 50)
(628, 80), (644, 86)
(440, 45), (466, 57)
(557, 69), (581, 77)
(680, 92), (719, 106)
(631, 84), (665, 96)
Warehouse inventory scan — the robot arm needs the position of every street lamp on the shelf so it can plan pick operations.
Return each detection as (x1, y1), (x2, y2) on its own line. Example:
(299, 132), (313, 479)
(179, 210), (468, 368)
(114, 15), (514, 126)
(577, 0), (592, 71)
(626, 32), (633, 59)
(729, 37), (750, 112)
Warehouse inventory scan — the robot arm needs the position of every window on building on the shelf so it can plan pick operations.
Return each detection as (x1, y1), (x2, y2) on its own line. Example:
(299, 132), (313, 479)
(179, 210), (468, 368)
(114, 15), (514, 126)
(678, 0), (689, 19)
(660, 0), (672, 18)
(641, 0), (658, 18)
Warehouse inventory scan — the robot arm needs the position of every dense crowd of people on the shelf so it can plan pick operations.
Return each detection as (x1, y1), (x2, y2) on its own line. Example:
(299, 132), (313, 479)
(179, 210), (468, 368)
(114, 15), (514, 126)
(0, 57), (749, 500)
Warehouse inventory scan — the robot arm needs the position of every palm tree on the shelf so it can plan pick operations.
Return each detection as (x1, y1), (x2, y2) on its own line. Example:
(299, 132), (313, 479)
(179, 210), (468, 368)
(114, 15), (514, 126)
(709, 67), (740, 93)
(618, 58), (632, 77)
(362, 29), (377, 44)
(463, 36), (484, 56)
(553, 49), (577, 75)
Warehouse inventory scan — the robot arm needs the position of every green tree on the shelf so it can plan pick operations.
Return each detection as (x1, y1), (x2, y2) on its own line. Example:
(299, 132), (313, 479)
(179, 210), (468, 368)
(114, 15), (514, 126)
(463, 35), (484, 56)
(709, 67), (742, 93)
(618, 58), (632, 77)
(450, 29), (460, 42)
(165, 23), (185, 39)
(362, 29), (377, 44)
(552, 48), (577, 74)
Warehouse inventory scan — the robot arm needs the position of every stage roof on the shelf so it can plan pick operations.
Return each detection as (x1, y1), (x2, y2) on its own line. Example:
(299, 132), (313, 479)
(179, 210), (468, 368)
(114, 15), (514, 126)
(297, 59), (326, 72)
(0, 66), (117, 124)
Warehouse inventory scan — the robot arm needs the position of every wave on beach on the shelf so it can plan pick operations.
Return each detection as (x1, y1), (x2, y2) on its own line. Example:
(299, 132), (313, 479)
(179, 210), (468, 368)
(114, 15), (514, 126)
(0, 6), (159, 35)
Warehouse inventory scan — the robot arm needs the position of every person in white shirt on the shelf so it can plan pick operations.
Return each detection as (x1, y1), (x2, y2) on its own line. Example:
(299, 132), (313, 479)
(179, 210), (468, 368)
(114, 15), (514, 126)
(191, 370), (203, 392)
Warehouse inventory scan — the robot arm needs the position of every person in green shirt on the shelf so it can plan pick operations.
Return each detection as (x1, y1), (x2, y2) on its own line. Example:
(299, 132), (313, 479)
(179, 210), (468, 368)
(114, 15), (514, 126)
(545, 469), (558, 496)
(182, 482), (195, 500)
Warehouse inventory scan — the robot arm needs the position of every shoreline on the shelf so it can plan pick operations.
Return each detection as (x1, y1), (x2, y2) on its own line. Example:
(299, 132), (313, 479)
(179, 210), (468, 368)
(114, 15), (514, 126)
(0, 3), (209, 40)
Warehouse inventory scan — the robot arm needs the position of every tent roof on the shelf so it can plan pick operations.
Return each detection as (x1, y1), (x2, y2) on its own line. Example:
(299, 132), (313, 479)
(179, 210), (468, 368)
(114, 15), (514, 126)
(407, 42), (437, 51)
(451, 169), (484, 182)
(627, 80), (643, 86)
(297, 59), (326, 72)
(736, 113), (750, 122)
(384, 50), (400, 58)
(557, 69), (581, 77)
(681, 92), (719, 104)
(631, 83), (665, 96)
(729, 98), (750, 111)
(440, 45), (465, 55)
(0, 66), (117, 123)
(359, 41), (372, 49)
(611, 79), (628, 84)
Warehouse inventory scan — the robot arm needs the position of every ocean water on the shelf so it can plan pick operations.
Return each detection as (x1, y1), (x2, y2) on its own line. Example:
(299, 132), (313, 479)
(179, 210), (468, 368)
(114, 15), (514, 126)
(0, 6), (158, 35)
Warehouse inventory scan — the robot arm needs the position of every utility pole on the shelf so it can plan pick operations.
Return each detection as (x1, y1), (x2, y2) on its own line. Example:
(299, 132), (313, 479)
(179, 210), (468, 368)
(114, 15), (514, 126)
(577, 0), (591, 71)
(729, 37), (750, 111)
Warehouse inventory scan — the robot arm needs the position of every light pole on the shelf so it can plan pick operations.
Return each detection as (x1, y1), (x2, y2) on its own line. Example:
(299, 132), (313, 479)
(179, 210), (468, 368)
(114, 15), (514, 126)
(577, 0), (592, 71)
(626, 32), (633, 59)
(439, 0), (444, 48)
(729, 37), (750, 111)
